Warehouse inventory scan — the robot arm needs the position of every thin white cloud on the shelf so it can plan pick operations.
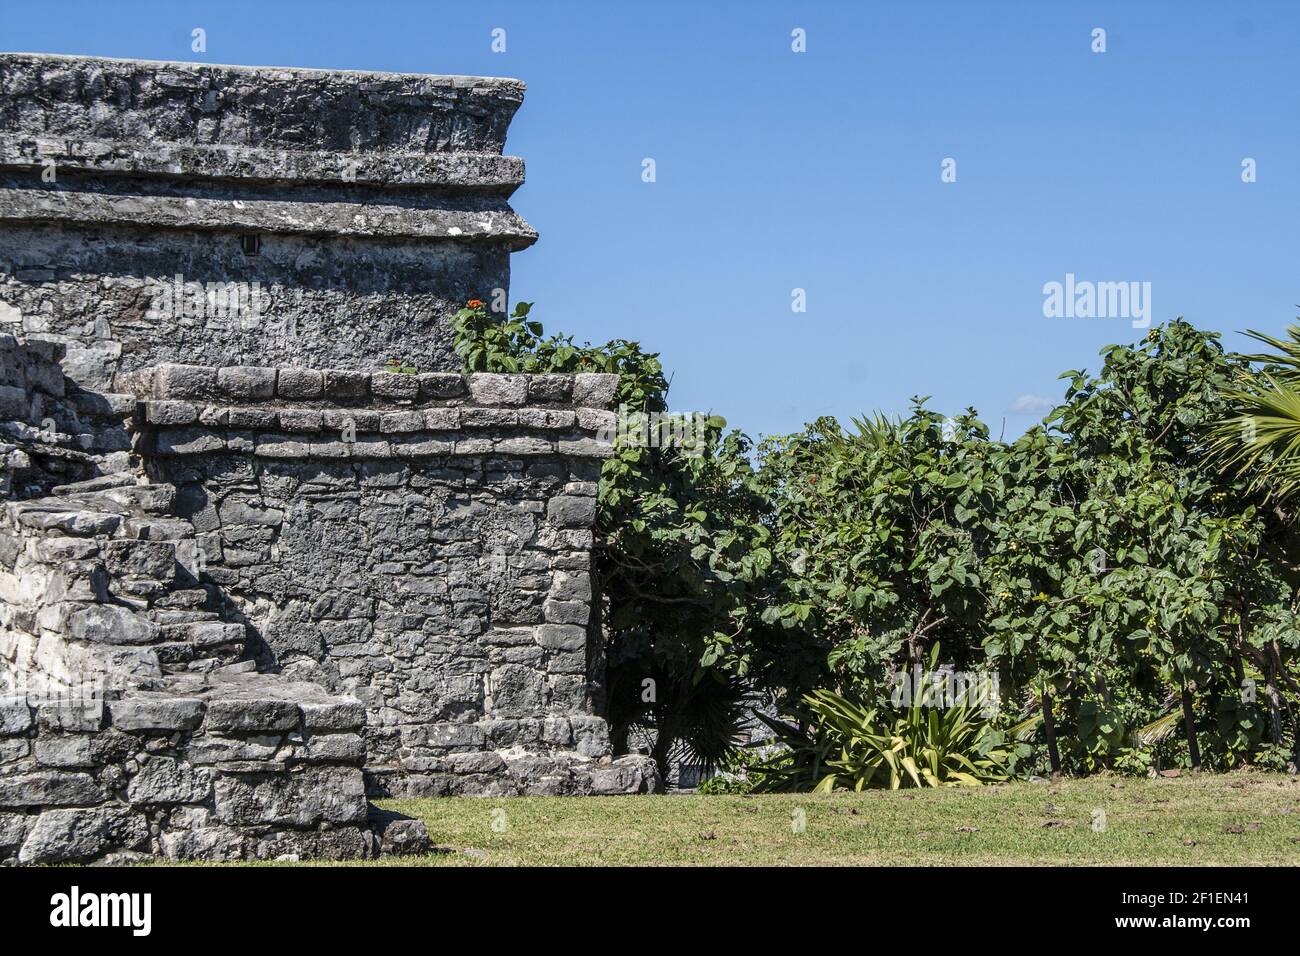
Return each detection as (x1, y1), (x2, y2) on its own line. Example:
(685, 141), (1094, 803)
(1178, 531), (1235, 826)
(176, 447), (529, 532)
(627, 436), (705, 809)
(1006, 394), (1054, 416)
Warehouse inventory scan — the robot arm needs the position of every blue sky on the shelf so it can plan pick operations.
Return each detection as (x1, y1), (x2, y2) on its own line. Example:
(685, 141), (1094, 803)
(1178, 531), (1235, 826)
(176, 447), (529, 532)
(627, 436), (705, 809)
(6, 0), (1298, 440)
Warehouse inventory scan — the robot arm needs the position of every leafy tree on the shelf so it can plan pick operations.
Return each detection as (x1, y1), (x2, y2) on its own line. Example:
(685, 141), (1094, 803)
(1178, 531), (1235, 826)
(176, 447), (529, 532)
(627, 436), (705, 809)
(756, 404), (1002, 695)
(757, 321), (1298, 775)
(1055, 321), (1289, 770)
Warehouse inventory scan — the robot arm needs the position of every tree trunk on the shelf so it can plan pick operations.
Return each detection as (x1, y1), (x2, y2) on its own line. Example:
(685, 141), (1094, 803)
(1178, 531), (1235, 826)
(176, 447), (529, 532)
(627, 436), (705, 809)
(1096, 672), (1111, 704)
(1041, 687), (1061, 775)
(1180, 682), (1202, 769)
(1265, 643), (1284, 747)
(1231, 646), (1246, 691)
(651, 733), (672, 784)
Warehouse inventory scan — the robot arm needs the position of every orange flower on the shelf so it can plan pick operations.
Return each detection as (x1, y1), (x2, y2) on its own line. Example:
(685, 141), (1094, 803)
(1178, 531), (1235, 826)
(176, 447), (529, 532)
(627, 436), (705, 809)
(467, 298), (485, 309)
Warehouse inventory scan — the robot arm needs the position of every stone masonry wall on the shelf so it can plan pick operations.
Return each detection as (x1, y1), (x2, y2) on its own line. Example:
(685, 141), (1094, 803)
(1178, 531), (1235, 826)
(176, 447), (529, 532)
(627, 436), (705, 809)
(128, 364), (656, 797)
(0, 671), (428, 864)
(0, 223), (511, 380)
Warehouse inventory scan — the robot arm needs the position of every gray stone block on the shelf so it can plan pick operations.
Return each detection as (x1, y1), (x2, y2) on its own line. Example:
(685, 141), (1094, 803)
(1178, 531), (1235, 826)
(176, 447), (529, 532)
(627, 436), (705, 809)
(226, 406), (279, 429)
(304, 733), (365, 763)
(468, 373), (528, 406)
(36, 700), (107, 733)
(212, 767), (367, 827)
(145, 400), (198, 425)
(159, 824), (247, 862)
(276, 367), (325, 399)
(527, 374), (573, 403)
(550, 569), (593, 602)
(204, 699), (301, 734)
(462, 407), (518, 428)
(418, 373), (466, 399)
(557, 437), (615, 458)
(586, 756), (659, 795)
(33, 735), (95, 768)
(423, 407), (460, 430)
(0, 384), (29, 419)
(488, 664), (546, 718)
(183, 735), (281, 764)
(300, 699), (365, 731)
(155, 428), (226, 455)
(278, 408), (324, 432)
(324, 370), (370, 399)
(540, 598), (587, 629)
(103, 540), (177, 580)
(67, 604), (160, 645)
(126, 756), (213, 805)
(217, 366), (277, 400)
(572, 373), (619, 409)
(154, 363), (217, 399)
(577, 407), (617, 432)
(0, 697), (33, 736)
(0, 771), (103, 808)
(18, 805), (148, 864)
(535, 624), (586, 652)
(371, 373), (420, 400)
(380, 411), (425, 433)
(547, 495), (597, 529)
(109, 697), (205, 732)
(0, 811), (32, 857)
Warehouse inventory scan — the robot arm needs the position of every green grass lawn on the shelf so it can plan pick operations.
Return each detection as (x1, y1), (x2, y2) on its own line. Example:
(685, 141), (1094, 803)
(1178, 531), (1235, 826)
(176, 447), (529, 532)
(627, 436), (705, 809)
(338, 770), (1300, 867)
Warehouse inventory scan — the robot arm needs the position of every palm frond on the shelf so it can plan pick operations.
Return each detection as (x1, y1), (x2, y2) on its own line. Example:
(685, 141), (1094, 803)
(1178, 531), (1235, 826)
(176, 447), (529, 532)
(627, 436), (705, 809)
(1208, 371), (1300, 499)
(1132, 710), (1180, 747)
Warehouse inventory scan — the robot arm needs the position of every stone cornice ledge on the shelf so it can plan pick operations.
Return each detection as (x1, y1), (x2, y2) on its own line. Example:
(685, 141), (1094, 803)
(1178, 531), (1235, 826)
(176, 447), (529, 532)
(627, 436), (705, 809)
(0, 54), (525, 155)
(125, 365), (620, 460)
(0, 137), (527, 193)
(0, 184), (538, 246)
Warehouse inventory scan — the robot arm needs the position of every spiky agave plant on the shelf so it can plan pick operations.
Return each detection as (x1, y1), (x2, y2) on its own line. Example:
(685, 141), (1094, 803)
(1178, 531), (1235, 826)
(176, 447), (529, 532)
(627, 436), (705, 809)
(751, 650), (1027, 792)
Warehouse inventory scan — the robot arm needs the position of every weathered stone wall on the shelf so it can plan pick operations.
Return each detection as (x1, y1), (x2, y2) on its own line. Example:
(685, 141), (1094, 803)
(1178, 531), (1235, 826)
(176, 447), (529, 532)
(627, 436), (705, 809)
(127, 364), (655, 796)
(0, 333), (134, 498)
(0, 223), (510, 380)
(1, 478), (227, 691)
(0, 53), (536, 383)
(0, 671), (425, 865)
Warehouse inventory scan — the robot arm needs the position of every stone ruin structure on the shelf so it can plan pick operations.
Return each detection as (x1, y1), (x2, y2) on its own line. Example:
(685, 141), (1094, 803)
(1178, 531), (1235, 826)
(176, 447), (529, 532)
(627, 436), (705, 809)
(0, 53), (656, 865)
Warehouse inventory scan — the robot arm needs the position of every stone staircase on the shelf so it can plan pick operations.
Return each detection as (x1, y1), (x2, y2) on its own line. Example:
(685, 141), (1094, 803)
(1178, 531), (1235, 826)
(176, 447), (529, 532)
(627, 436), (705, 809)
(1, 473), (433, 863)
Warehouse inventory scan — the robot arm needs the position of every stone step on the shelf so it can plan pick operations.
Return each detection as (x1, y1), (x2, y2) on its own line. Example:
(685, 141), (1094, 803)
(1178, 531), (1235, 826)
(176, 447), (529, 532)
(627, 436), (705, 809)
(151, 588), (211, 610)
(13, 505), (122, 536)
(122, 516), (195, 541)
(148, 608), (220, 625)
(50, 472), (138, 496)
(101, 484), (177, 516)
(159, 620), (246, 647)
(155, 641), (199, 666)
(179, 654), (245, 674)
